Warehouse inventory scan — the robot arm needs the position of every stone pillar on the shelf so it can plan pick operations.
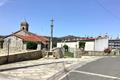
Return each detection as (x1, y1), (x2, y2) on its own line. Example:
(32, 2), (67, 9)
(37, 44), (41, 50)
(61, 47), (65, 55)
(53, 48), (64, 59)
(74, 45), (77, 58)
(74, 48), (82, 58)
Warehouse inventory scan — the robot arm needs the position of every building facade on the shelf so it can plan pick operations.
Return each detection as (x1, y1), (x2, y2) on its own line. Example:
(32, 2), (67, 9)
(57, 35), (109, 52)
(109, 39), (120, 50)
(57, 38), (95, 53)
(85, 41), (95, 51)
(1, 20), (49, 53)
(94, 36), (109, 51)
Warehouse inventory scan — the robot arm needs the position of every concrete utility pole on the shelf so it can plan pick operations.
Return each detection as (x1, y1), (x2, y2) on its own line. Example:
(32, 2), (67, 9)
(50, 18), (54, 52)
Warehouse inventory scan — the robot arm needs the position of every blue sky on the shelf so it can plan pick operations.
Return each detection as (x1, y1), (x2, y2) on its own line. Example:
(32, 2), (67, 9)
(0, 0), (120, 38)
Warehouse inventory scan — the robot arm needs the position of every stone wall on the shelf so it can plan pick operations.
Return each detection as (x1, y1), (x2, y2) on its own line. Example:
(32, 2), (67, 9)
(3, 36), (24, 53)
(3, 35), (43, 52)
(83, 51), (104, 56)
(83, 51), (120, 56)
(0, 50), (42, 65)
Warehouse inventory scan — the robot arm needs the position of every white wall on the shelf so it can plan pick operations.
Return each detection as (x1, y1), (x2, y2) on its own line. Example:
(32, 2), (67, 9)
(57, 37), (109, 52)
(85, 42), (95, 51)
(57, 41), (79, 53)
(57, 41), (79, 48)
(95, 37), (108, 51)
(37, 43), (41, 50)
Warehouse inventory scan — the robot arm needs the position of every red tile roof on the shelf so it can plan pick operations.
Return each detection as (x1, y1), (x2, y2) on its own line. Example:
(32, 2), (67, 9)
(15, 35), (48, 44)
(80, 38), (95, 41)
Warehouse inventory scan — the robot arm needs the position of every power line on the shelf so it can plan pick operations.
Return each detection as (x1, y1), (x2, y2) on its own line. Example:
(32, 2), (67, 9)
(95, 0), (120, 21)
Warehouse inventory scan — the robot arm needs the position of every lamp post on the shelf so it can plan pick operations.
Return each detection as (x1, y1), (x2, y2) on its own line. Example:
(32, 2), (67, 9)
(7, 39), (11, 63)
(50, 18), (54, 52)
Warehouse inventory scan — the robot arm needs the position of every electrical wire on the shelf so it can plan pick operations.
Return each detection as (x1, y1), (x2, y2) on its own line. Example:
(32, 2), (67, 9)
(95, 0), (120, 21)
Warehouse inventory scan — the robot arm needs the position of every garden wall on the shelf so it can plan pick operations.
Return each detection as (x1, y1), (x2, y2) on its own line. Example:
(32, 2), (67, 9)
(0, 50), (42, 65)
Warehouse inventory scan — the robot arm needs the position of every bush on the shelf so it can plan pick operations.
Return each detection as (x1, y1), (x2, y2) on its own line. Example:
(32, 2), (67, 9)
(63, 44), (69, 52)
(27, 42), (37, 50)
(79, 41), (85, 49)
(104, 48), (111, 54)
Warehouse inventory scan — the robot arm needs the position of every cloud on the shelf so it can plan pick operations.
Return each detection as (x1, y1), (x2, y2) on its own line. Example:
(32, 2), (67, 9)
(0, 0), (8, 7)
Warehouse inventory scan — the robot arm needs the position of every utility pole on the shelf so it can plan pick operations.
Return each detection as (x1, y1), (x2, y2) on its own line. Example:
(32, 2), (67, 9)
(50, 18), (54, 52)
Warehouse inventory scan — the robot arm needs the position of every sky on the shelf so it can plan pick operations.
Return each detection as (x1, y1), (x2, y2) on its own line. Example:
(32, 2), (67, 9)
(0, 0), (120, 38)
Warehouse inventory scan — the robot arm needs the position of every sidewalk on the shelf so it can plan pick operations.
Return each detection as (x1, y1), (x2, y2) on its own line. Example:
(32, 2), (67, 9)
(0, 56), (102, 80)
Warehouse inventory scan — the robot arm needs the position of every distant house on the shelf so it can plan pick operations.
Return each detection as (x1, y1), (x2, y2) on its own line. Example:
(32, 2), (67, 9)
(85, 36), (109, 51)
(57, 37), (95, 53)
(109, 39), (120, 50)
(84, 41), (95, 51)
(57, 35), (109, 52)
(1, 20), (49, 53)
(95, 36), (109, 51)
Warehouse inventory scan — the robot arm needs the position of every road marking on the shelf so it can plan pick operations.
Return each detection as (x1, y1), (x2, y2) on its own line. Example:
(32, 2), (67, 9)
(59, 70), (120, 80)
(58, 57), (104, 80)
(58, 71), (71, 80)
(72, 70), (120, 79)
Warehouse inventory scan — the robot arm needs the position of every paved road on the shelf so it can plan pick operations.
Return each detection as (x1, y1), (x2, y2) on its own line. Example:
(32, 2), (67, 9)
(0, 57), (97, 80)
(61, 56), (120, 80)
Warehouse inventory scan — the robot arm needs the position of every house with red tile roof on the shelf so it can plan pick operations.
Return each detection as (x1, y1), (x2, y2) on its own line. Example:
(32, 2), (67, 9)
(2, 20), (49, 53)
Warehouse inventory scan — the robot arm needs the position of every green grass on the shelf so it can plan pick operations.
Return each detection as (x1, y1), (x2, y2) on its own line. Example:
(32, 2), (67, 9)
(64, 52), (74, 58)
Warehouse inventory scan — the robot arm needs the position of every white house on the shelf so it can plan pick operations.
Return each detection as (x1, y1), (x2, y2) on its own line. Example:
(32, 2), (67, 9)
(57, 41), (79, 53)
(85, 42), (95, 51)
(95, 36), (109, 51)
(57, 38), (95, 53)
(57, 41), (79, 48)
(85, 36), (109, 51)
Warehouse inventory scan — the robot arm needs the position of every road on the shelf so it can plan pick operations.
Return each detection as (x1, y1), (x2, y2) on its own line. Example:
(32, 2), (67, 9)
(61, 56), (120, 80)
(0, 57), (97, 80)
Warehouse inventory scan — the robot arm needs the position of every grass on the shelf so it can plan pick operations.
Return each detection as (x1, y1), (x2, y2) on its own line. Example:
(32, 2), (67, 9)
(64, 52), (74, 58)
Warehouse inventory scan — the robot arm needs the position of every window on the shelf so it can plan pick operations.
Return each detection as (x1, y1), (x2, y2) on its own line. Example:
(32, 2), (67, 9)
(22, 27), (25, 30)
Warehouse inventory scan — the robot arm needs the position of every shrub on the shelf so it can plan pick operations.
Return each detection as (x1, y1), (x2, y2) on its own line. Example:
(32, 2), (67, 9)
(79, 41), (85, 49)
(104, 48), (111, 54)
(63, 44), (69, 52)
(27, 42), (37, 50)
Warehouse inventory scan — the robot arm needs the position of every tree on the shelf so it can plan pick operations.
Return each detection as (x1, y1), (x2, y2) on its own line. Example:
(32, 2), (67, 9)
(27, 41), (37, 50)
(63, 44), (69, 52)
(79, 41), (85, 49)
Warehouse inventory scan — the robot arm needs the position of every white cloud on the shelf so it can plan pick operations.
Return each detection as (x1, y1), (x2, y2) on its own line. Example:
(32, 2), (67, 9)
(0, 0), (8, 7)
